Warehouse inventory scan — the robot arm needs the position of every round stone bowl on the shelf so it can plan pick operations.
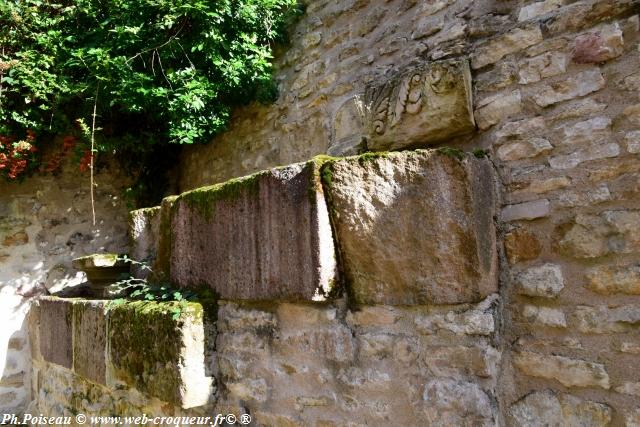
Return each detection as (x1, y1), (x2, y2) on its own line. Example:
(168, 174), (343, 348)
(72, 254), (130, 298)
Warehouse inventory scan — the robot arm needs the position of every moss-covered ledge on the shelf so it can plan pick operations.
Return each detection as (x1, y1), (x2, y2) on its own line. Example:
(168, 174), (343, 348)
(29, 297), (216, 409)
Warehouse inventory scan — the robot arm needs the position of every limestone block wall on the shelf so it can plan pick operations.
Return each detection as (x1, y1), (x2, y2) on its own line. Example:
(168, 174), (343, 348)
(0, 160), (132, 413)
(173, 0), (640, 425)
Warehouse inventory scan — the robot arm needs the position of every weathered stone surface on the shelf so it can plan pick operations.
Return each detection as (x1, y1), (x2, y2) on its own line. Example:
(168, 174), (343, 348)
(505, 229), (542, 264)
(586, 264), (640, 295)
(515, 263), (564, 298)
(558, 211), (640, 258)
(625, 131), (640, 154)
(561, 116), (611, 145)
(423, 379), (492, 421)
(509, 390), (612, 427)
(73, 301), (106, 385)
(475, 90), (522, 130)
(329, 97), (366, 156)
(128, 206), (160, 279)
(108, 301), (214, 408)
(518, 0), (565, 22)
(549, 143), (619, 170)
(472, 25), (543, 69)
(415, 295), (498, 336)
(526, 177), (571, 194)
(513, 351), (610, 389)
(626, 408), (640, 427)
(497, 138), (552, 161)
(616, 382), (640, 397)
(325, 150), (498, 305)
(38, 298), (73, 368)
(572, 23), (624, 64)
(364, 59), (475, 151)
(533, 69), (605, 107)
(574, 305), (640, 334)
(522, 304), (567, 328)
(170, 161), (337, 301)
(502, 199), (550, 221)
(518, 51), (567, 84)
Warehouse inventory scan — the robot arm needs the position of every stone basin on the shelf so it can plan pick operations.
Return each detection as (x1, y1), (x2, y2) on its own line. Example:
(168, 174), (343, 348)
(72, 254), (130, 298)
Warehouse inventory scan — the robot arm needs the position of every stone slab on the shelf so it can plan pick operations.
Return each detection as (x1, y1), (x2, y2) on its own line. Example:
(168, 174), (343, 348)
(363, 59), (475, 151)
(107, 301), (214, 408)
(324, 150), (498, 305)
(128, 206), (161, 279)
(38, 297), (73, 368)
(73, 300), (107, 385)
(169, 160), (337, 301)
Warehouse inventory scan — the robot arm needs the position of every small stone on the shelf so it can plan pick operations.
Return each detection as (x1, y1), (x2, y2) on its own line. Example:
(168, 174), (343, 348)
(586, 264), (640, 295)
(620, 342), (640, 354)
(515, 263), (564, 298)
(518, 51), (567, 84)
(534, 69), (605, 107)
(475, 90), (522, 130)
(560, 116), (611, 145)
(496, 117), (546, 142)
(549, 143), (620, 170)
(625, 408), (640, 427)
(552, 98), (608, 122)
(2, 231), (28, 247)
(518, 0), (565, 21)
(625, 131), (640, 154)
(526, 177), (571, 194)
(510, 390), (612, 427)
(502, 199), (550, 221)
(572, 23), (624, 64)
(623, 104), (640, 126)
(412, 15), (444, 40)
(302, 32), (322, 49)
(617, 70), (640, 91)
(522, 304), (567, 327)
(415, 295), (497, 336)
(574, 305), (640, 334)
(497, 138), (553, 161)
(472, 25), (543, 69)
(513, 351), (610, 389)
(423, 379), (492, 418)
(557, 184), (611, 207)
(616, 382), (640, 397)
(504, 229), (542, 264)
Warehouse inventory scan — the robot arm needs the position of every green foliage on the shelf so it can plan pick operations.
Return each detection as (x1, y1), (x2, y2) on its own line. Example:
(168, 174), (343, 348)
(109, 255), (195, 319)
(436, 146), (465, 160)
(0, 0), (300, 183)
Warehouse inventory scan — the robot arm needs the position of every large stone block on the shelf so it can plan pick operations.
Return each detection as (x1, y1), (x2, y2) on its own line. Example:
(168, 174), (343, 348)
(363, 59), (475, 151)
(170, 161), (337, 301)
(38, 297), (73, 369)
(73, 300), (106, 385)
(107, 301), (215, 408)
(324, 150), (498, 305)
(128, 206), (161, 279)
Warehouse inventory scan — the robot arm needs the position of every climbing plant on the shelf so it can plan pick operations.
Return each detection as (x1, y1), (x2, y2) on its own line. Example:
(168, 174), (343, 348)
(0, 0), (300, 187)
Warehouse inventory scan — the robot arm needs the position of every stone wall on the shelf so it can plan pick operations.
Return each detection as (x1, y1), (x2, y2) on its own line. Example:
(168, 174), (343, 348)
(0, 159), (131, 413)
(16, 0), (640, 425)
(172, 0), (640, 425)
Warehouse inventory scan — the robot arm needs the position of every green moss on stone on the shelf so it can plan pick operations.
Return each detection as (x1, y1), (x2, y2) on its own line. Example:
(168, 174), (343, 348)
(437, 147), (465, 160)
(176, 171), (264, 220)
(356, 151), (391, 164)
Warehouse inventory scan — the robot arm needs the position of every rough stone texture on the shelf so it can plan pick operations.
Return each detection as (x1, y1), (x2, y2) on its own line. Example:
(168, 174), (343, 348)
(533, 69), (605, 107)
(325, 150), (498, 305)
(170, 161), (337, 302)
(586, 264), (640, 295)
(509, 390), (612, 427)
(504, 229), (542, 264)
(72, 300), (106, 385)
(472, 25), (543, 69)
(37, 298), (72, 369)
(572, 23), (624, 64)
(108, 301), (215, 408)
(513, 351), (610, 389)
(502, 199), (550, 221)
(522, 305), (567, 328)
(497, 138), (553, 161)
(364, 59), (475, 150)
(128, 206), (161, 279)
(573, 305), (640, 334)
(475, 90), (522, 130)
(515, 264), (564, 298)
